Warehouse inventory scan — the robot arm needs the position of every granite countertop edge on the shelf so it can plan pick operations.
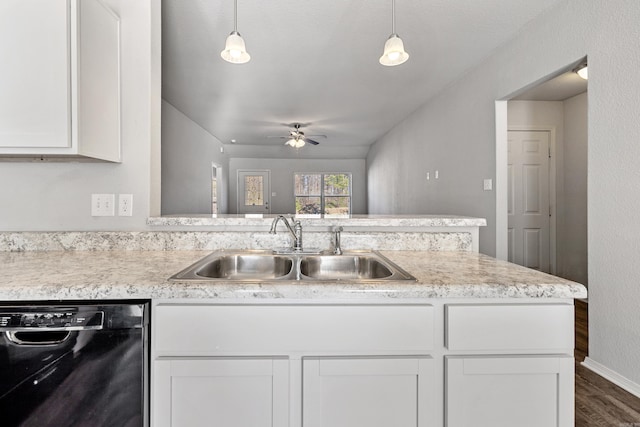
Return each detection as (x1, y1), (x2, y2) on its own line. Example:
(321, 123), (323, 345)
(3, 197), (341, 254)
(0, 250), (587, 301)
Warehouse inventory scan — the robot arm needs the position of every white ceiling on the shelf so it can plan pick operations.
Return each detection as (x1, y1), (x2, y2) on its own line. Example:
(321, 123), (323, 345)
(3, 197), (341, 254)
(162, 0), (567, 159)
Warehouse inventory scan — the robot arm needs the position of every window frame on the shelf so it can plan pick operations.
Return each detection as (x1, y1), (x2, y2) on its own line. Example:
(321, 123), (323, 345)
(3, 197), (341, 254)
(294, 172), (352, 215)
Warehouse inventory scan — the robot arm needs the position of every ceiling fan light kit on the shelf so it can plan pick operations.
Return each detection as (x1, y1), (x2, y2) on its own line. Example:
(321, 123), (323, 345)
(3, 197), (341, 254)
(221, 0), (250, 64)
(268, 124), (324, 148)
(286, 138), (306, 148)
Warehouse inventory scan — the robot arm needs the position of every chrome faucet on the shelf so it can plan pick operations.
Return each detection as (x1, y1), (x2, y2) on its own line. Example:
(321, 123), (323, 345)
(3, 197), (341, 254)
(269, 215), (303, 252)
(332, 226), (343, 255)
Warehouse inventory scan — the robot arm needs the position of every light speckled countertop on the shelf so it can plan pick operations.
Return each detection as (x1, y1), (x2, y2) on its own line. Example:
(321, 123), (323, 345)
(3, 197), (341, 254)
(0, 250), (586, 301)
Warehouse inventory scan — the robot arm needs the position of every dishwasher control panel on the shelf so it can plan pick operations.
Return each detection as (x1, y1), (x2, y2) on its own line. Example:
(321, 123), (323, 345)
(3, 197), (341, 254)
(0, 311), (104, 330)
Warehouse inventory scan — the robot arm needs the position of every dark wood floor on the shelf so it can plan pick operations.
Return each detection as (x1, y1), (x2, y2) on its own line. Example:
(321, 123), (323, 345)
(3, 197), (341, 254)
(574, 299), (640, 426)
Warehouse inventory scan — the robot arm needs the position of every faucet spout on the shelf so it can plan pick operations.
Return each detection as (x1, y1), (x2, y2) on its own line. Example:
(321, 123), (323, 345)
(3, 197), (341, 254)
(270, 215), (303, 251)
(333, 226), (344, 255)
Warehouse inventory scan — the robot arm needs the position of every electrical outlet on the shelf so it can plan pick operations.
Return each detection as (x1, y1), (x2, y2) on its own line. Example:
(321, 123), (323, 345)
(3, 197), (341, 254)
(118, 194), (133, 216)
(91, 194), (115, 216)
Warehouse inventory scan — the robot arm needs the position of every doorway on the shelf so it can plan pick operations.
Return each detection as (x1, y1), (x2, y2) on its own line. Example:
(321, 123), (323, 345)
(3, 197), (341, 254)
(237, 170), (271, 214)
(497, 65), (588, 287)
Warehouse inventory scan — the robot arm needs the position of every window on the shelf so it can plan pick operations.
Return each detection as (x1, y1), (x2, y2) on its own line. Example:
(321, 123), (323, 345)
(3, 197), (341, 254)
(294, 173), (351, 215)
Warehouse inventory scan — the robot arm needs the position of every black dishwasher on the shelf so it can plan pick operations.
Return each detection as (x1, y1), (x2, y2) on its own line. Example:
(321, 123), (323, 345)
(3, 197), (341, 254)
(0, 301), (149, 427)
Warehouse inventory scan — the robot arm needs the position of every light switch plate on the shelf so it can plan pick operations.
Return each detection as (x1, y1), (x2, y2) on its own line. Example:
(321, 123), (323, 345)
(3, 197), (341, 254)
(483, 179), (493, 191)
(91, 194), (115, 216)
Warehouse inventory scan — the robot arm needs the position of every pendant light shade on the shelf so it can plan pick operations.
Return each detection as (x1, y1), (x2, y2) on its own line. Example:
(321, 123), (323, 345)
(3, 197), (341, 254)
(380, 0), (409, 66)
(380, 34), (409, 66)
(221, 31), (250, 64)
(221, 0), (250, 64)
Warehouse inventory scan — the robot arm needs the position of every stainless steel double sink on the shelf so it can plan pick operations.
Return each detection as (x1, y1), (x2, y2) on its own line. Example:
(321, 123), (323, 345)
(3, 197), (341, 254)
(169, 250), (416, 282)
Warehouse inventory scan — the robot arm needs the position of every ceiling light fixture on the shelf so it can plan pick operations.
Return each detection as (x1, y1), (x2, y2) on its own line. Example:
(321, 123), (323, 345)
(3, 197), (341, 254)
(221, 0), (250, 64)
(286, 138), (305, 148)
(572, 59), (588, 80)
(576, 64), (588, 80)
(379, 0), (409, 66)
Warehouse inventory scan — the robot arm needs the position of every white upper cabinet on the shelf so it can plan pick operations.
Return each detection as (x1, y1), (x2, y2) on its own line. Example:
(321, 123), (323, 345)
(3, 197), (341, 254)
(0, 0), (120, 161)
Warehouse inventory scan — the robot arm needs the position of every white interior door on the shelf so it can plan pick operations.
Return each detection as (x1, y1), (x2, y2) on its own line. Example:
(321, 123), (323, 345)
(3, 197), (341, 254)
(237, 170), (271, 214)
(508, 130), (550, 272)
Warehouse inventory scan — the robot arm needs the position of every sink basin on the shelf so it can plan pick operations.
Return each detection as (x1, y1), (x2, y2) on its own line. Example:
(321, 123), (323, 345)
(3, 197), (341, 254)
(170, 251), (295, 281)
(300, 255), (393, 280)
(195, 255), (294, 279)
(169, 250), (416, 282)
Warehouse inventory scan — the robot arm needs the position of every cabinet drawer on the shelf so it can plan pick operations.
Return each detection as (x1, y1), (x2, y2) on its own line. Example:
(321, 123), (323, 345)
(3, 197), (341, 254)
(445, 304), (573, 351)
(155, 304), (434, 355)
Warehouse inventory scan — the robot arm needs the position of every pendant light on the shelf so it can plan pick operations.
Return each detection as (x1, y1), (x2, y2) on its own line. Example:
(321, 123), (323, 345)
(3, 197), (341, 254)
(221, 0), (250, 64)
(379, 0), (409, 66)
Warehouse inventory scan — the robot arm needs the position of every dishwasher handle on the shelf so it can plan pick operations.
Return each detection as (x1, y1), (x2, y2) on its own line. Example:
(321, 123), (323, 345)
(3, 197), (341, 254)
(4, 330), (73, 346)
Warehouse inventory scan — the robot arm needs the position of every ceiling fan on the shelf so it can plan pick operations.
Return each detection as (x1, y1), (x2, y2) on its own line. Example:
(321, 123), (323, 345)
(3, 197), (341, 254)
(269, 124), (326, 148)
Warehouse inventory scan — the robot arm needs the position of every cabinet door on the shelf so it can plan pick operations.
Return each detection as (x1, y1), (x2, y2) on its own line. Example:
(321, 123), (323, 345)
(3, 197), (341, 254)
(0, 0), (71, 148)
(153, 358), (289, 427)
(303, 357), (435, 427)
(446, 355), (574, 427)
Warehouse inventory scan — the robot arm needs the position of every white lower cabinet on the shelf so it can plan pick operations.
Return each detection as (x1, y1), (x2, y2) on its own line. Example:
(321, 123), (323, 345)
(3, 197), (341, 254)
(151, 300), (575, 427)
(445, 355), (574, 427)
(303, 357), (435, 427)
(153, 358), (289, 427)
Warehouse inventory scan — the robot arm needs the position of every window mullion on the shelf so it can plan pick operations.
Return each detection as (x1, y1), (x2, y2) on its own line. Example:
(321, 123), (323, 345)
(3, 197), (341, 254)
(320, 174), (325, 214)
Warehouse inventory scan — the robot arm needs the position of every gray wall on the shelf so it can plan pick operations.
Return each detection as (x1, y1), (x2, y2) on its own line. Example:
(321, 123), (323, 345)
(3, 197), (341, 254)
(368, 0), (640, 388)
(162, 101), (229, 214)
(228, 158), (367, 214)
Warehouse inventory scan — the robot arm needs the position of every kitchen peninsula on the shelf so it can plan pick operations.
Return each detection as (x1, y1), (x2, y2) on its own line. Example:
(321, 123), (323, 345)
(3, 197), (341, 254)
(0, 216), (586, 427)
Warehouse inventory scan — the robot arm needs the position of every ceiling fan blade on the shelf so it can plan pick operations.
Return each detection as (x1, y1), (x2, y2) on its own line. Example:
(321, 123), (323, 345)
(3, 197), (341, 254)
(305, 138), (320, 145)
(267, 136), (288, 139)
(306, 134), (327, 139)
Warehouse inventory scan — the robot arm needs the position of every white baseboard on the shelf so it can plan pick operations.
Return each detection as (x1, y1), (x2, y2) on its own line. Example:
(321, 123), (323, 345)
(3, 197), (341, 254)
(582, 357), (640, 399)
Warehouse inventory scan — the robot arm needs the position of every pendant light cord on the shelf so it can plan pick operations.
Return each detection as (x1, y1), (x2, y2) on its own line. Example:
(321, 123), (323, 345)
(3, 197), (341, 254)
(391, 0), (396, 34)
(234, 0), (238, 32)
